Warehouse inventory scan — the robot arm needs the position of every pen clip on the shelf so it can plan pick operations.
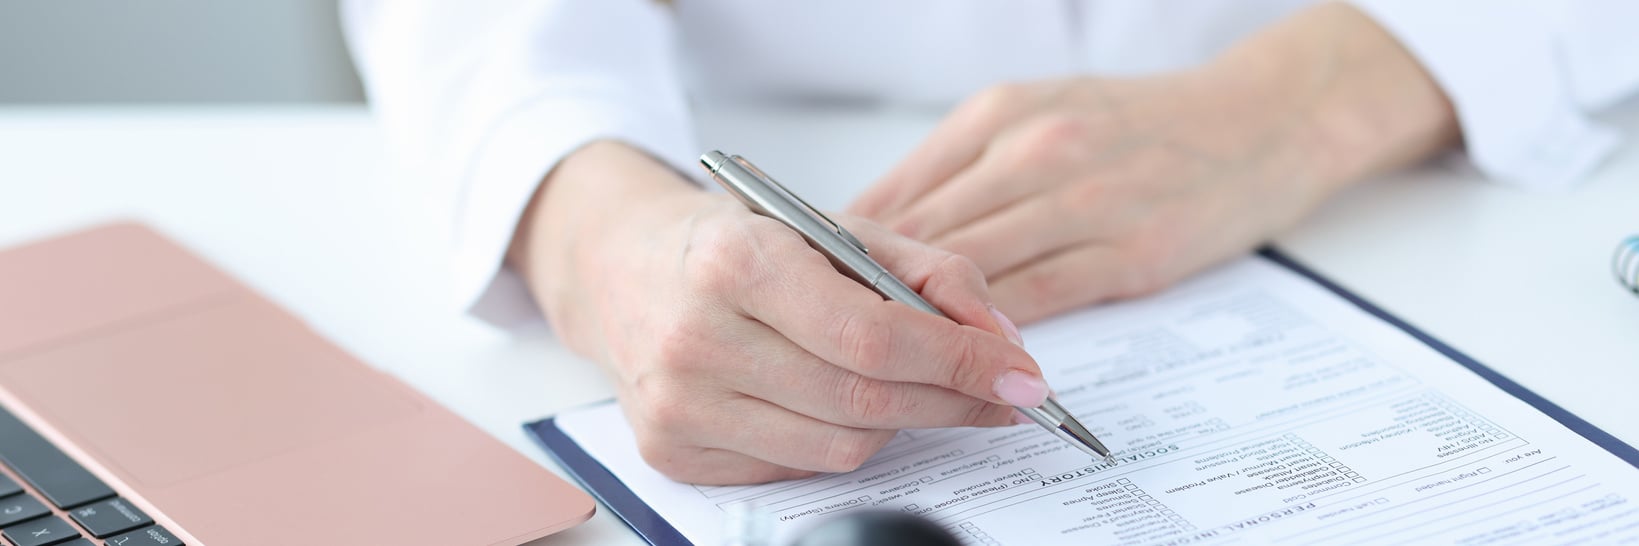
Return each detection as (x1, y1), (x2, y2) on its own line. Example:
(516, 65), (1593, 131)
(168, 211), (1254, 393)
(735, 156), (870, 255)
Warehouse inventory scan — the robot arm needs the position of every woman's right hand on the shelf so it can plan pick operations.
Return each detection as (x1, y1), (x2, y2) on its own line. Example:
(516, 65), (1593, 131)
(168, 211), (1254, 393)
(509, 141), (1051, 485)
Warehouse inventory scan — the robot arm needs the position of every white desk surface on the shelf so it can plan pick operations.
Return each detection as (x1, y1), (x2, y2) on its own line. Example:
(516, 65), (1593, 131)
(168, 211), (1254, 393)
(1, 104), (1636, 545)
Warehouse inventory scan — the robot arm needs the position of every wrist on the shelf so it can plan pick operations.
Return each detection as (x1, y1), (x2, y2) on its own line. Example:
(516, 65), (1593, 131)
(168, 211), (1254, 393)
(509, 141), (705, 357)
(1206, 2), (1458, 196)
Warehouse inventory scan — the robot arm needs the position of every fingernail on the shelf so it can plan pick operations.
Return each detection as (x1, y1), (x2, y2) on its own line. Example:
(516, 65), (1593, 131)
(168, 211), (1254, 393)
(988, 304), (1024, 347)
(994, 370), (1049, 407)
(1011, 410), (1034, 426)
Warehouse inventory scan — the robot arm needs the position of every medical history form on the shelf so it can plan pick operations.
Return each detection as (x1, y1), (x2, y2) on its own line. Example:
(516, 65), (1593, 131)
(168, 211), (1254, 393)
(532, 252), (1639, 545)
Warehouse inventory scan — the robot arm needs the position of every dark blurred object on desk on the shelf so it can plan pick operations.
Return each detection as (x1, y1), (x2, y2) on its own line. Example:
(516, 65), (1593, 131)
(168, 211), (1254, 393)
(1617, 236), (1639, 295)
(789, 511), (963, 546)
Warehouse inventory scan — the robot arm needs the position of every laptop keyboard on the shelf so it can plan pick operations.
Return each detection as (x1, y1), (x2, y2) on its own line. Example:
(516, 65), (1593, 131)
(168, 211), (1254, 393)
(0, 406), (179, 546)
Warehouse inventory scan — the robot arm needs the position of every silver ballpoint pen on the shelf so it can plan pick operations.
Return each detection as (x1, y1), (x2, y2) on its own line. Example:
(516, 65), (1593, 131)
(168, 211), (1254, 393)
(699, 151), (1116, 465)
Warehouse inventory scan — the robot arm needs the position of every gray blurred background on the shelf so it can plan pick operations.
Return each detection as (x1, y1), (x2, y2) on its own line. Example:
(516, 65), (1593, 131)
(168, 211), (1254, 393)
(0, 0), (363, 103)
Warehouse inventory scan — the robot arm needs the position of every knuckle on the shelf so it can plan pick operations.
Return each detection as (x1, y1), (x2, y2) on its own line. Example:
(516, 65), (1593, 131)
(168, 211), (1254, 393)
(640, 387), (692, 431)
(966, 83), (1029, 122)
(682, 224), (750, 293)
(942, 330), (989, 394)
(1064, 177), (1109, 211)
(628, 367), (664, 405)
(636, 437), (702, 483)
(1028, 114), (1091, 146)
(823, 430), (884, 472)
(652, 316), (710, 375)
(961, 401), (1001, 427)
(832, 310), (891, 376)
(842, 376), (914, 426)
(1022, 266), (1074, 311)
(934, 253), (985, 284)
(685, 215), (802, 294)
(1007, 115), (1090, 167)
(739, 217), (822, 290)
(629, 368), (702, 436)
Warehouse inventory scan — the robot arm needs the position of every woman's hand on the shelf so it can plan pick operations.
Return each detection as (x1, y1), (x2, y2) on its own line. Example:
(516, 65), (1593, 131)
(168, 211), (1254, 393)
(509, 141), (1047, 485)
(851, 3), (1457, 324)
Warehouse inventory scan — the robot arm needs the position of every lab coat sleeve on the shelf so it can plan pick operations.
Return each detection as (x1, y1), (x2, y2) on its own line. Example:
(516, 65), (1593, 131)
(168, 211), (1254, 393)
(341, 0), (697, 327)
(1349, 0), (1639, 189)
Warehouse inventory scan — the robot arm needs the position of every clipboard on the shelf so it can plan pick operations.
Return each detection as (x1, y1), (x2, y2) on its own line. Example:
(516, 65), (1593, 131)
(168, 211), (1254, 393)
(524, 248), (1639, 546)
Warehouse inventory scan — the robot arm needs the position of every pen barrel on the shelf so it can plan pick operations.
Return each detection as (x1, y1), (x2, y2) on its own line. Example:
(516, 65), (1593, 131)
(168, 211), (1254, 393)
(869, 271), (944, 317)
(702, 151), (943, 315)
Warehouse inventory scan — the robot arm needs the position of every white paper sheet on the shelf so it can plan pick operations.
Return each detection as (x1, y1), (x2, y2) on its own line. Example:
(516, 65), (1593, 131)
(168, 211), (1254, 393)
(557, 257), (1639, 545)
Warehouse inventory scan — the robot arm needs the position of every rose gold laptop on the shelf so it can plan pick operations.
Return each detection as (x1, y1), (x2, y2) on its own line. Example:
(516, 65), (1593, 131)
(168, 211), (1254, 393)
(0, 222), (594, 546)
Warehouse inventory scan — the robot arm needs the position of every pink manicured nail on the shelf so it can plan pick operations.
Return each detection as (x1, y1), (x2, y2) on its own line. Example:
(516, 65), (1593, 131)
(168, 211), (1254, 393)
(994, 370), (1049, 408)
(1012, 410), (1034, 426)
(988, 304), (1024, 347)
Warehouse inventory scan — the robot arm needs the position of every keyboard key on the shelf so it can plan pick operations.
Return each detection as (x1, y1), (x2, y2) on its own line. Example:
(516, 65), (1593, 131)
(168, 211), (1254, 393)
(0, 494), (50, 527)
(0, 405), (115, 508)
(0, 474), (21, 498)
(67, 498), (152, 538)
(57, 540), (93, 546)
(2, 514), (80, 546)
(103, 525), (182, 546)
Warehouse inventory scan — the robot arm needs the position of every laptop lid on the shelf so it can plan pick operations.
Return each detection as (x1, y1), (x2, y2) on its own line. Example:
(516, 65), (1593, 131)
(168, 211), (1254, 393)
(0, 222), (595, 545)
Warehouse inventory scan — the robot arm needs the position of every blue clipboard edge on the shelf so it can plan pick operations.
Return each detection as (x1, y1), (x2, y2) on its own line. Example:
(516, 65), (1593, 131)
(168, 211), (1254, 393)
(524, 247), (1639, 546)
(1257, 247), (1639, 466)
(526, 407), (692, 546)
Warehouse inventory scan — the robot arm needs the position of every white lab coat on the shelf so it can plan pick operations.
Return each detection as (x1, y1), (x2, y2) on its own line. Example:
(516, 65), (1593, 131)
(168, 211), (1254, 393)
(340, 0), (1639, 326)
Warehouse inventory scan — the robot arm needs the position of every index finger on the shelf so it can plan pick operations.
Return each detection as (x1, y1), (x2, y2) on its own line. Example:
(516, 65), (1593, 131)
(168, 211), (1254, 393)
(848, 84), (1034, 220)
(733, 223), (1049, 409)
(834, 216), (1011, 340)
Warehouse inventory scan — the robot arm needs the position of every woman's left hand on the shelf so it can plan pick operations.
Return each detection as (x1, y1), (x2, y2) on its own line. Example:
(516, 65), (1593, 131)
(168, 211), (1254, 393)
(850, 3), (1456, 324)
(848, 75), (1321, 325)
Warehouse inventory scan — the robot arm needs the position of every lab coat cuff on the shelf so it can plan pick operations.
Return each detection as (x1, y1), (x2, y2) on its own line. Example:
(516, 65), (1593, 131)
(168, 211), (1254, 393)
(453, 94), (698, 328)
(1349, 0), (1620, 190)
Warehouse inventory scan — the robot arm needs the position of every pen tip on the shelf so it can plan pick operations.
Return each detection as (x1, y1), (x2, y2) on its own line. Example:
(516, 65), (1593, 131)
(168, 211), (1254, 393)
(1055, 417), (1115, 463)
